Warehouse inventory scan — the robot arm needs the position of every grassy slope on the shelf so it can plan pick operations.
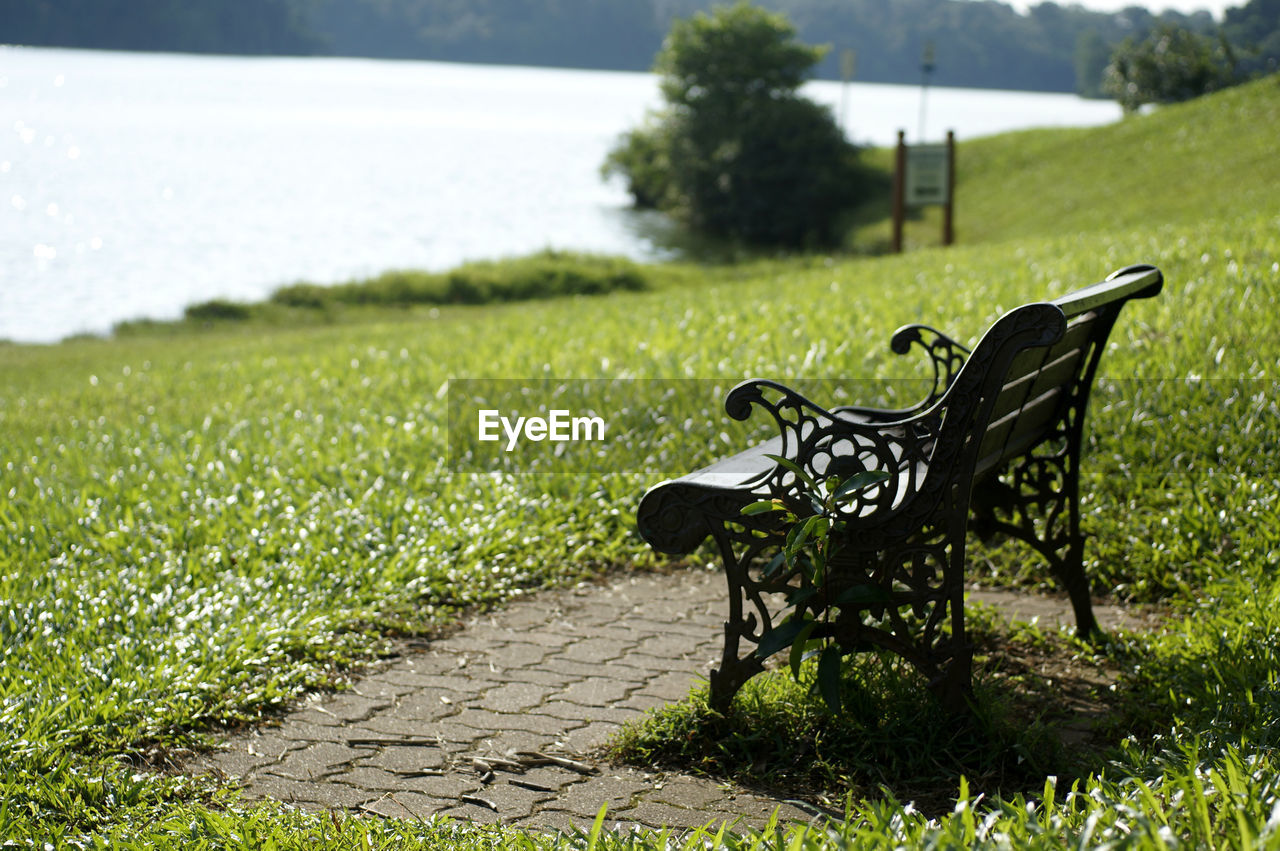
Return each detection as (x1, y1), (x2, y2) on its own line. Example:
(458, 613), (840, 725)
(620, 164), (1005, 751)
(952, 74), (1280, 243)
(2, 77), (1279, 846)
(856, 73), (1280, 250)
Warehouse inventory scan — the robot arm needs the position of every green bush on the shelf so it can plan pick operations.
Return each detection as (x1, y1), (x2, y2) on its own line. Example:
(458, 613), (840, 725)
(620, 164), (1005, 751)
(182, 298), (251, 321)
(268, 282), (331, 308)
(267, 250), (647, 311)
(601, 123), (673, 210)
(603, 3), (883, 248)
(1104, 23), (1239, 113)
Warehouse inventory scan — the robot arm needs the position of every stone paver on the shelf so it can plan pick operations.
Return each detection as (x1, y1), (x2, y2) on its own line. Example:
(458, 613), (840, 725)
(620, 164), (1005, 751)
(189, 567), (1143, 833)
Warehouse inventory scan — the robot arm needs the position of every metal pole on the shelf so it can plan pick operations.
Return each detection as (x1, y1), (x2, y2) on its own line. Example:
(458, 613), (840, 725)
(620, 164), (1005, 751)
(892, 131), (906, 254)
(839, 49), (856, 136)
(918, 41), (935, 142)
(943, 130), (955, 246)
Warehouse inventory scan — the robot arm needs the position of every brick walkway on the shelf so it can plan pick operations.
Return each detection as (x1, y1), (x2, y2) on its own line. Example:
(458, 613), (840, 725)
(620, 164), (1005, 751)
(190, 567), (1145, 833)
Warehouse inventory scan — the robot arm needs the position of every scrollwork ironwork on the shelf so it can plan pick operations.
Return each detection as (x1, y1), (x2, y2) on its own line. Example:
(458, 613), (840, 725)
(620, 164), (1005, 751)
(888, 323), (972, 409)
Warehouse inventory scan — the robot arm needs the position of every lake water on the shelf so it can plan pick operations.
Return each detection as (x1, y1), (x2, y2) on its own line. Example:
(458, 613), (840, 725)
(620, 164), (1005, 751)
(1, 47), (1121, 344)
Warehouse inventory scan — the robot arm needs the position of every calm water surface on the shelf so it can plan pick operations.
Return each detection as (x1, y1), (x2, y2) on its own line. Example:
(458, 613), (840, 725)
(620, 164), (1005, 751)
(1, 47), (1120, 343)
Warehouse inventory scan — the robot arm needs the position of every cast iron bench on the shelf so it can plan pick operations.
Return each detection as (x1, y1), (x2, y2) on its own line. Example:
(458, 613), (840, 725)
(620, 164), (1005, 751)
(637, 264), (1163, 712)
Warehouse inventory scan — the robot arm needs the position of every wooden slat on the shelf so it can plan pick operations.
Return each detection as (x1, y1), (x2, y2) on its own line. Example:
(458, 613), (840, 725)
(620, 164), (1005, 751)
(1023, 347), (1085, 400)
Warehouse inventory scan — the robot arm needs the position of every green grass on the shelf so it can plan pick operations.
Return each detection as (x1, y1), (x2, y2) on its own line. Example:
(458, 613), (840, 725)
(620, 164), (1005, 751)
(108, 250), (654, 337)
(268, 250), (649, 308)
(856, 73), (1280, 251)
(4, 76), (1280, 846)
(953, 75), (1280, 244)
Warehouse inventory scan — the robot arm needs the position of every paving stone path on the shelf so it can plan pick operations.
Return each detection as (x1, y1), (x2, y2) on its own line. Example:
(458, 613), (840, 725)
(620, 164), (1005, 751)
(191, 567), (1147, 833)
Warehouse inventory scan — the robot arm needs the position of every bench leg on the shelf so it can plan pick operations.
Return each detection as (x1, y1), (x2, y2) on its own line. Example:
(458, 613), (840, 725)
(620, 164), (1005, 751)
(709, 624), (763, 713)
(973, 451), (1102, 639)
(932, 578), (976, 714)
(706, 526), (769, 714)
(934, 652), (974, 714)
(704, 523), (984, 715)
(1058, 534), (1101, 639)
(983, 521), (1101, 639)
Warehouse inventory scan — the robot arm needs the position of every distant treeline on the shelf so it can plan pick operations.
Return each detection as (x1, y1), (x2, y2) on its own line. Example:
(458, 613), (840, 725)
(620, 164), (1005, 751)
(5, 0), (1270, 94)
(8, 0), (323, 55)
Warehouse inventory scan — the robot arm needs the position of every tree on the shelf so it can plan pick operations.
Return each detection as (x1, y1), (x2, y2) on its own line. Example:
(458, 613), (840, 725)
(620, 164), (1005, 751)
(1222, 0), (1280, 78)
(6, 0), (323, 55)
(602, 2), (876, 248)
(1103, 23), (1239, 114)
(1074, 30), (1111, 97)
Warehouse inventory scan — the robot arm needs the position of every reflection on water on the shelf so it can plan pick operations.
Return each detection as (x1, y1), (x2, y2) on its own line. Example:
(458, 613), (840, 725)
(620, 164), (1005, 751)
(609, 207), (746, 265)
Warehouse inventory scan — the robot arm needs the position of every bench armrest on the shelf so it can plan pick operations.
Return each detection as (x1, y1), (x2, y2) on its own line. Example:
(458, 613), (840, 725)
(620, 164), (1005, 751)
(829, 324), (969, 421)
(724, 378), (938, 518)
(890, 323), (970, 406)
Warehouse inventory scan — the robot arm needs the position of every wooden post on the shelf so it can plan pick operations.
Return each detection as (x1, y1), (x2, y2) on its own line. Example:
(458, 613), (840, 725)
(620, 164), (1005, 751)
(943, 130), (955, 247)
(892, 130), (906, 254)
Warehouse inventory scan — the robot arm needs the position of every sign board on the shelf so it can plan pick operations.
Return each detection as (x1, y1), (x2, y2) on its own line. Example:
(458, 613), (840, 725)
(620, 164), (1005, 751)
(905, 143), (950, 206)
(892, 129), (955, 252)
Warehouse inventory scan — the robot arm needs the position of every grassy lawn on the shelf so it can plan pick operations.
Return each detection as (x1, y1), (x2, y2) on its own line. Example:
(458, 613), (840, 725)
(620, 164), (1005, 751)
(2, 75), (1279, 846)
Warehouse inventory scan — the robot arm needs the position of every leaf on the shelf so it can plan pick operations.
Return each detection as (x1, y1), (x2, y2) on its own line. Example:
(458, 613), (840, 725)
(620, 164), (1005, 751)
(810, 544), (826, 574)
(762, 550), (788, 577)
(786, 585), (818, 607)
(741, 499), (788, 516)
(754, 618), (808, 659)
(786, 515), (825, 557)
(588, 802), (608, 850)
(833, 469), (893, 502)
(788, 620), (818, 679)
(817, 645), (843, 713)
(764, 453), (820, 493)
(834, 583), (893, 606)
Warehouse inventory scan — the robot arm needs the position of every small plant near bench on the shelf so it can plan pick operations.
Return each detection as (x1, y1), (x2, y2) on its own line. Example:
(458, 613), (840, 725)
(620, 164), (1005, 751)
(740, 460), (892, 713)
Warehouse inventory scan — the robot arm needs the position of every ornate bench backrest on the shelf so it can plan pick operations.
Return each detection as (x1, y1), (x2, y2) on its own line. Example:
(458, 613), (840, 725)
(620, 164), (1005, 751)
(942, 265), (1163, 485)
